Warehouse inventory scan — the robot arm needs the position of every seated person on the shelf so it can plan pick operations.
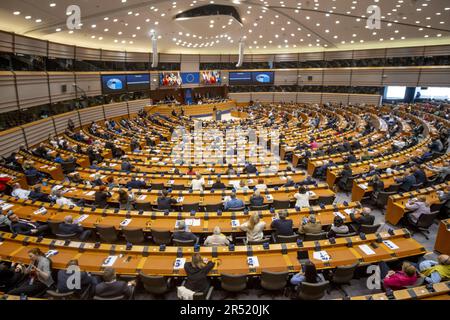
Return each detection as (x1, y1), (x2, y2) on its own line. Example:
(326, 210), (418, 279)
(405, 196), (431, 224)
(368, 174), (384, 200)
(126, 175), (147, 189)
(426, 160), (450, 183)
(156, 189), (177, 210)
(94, 185), (112, 208)
(290, 260), (326, 286)
(249, 189), (265, 207)
(186, 166), (196, 176)
(271, 211), (294, 236)
(254, 178), (267, 191)
(118, 189), (135, 211)
(211, 177), (226, 190)
(243, 162), (257, 174)
(294, 186), (315, 208)
(283, 176), (295, 187)
(410, 166), (425, 183)
(379, 261), (418, 291)
(337, 164), (352, 191)
(225, 164), (237, 175)
(173, 220), (199, 243)
(55, 190), (80, 207)
(224, 192), (245, 210)
(328, 216), (349, 237)
(0, 262), (25, 292)
(89, 173), (104, 187)
(69, 172), (84, 184)
(239, 212), (266, 242)
(57, 260), (95, 293)
(7, 248), (54, 297)
(298, 214), (322, 234)
(236, 179), (249, 191)
(418, 254), (450, 284)
(183, 253), (215, 295)
(0, 209), (12, 230)
(94, 267), (135, 299)
(57, 215), (92, 241)
(395, 173), (417, 192)
(11, 183), (30, 200)
(28, 185), (51, 202)
(204, 226), (230, 246)
(120, 158), (134, 172)
(350, 207), (375, 231)
(190, 173), (205, 191)
(7, 212), (49, 236)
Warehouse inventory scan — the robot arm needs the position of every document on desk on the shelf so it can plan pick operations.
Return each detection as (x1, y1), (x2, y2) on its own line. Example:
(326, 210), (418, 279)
(45, 250), (59, 258)
(74, 214), (89, 224)
(359, 244), (376, 255)
(333, 212), (346, 220)
(344, 208), (354, 215)
(313, 250), (331, 261)
(173, 258), (186, 270)
(168, 180), (174, 184)
(247, 256), (260, 267)
(33, 207), (47, 215)
(177, 196), (184, 203)
(383, 240), (399, 250)
(102, 256), (118, 267)
(85, 191), (95, 196)
(120, 219), (132, 227)
(231, 219), (240, 227)
(358, 183), (368, 190)
(137, 195), (147, 201)
(0, 203), (13, 211)
(266, 195), (273, 201)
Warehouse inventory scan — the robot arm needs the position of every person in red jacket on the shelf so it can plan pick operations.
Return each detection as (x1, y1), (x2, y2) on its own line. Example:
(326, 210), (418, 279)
(380, 261), (418, 291)
(0, 176), (12, 194)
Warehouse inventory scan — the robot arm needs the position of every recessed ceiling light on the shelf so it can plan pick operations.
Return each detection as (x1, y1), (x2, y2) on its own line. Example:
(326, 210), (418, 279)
(35, 19), (42, 23)
(50, 3), (56, 7)
(13, 11), (20, 15)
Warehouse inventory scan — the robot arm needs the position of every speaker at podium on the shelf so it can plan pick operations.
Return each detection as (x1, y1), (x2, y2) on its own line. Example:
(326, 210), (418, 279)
(212, 106), (221, 121)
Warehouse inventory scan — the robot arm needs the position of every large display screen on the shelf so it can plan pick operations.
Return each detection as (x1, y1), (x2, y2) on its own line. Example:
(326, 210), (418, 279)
(228, 72), (252, 85)
(181, 72), (200, 85)
(201, 71), (221, 85)
(160, 72), (182, 86)
(101, 75), (127, 94)
(385, 86), (407, 100)
(126, 74), (150, 91)
(252, 71), (274, 85)
(415, 87), (450, 100)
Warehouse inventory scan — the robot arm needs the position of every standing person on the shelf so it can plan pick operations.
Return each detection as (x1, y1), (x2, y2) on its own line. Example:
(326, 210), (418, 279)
(191, 173), (205, 191)
(94, 185), (112, 208)
(7, 248), (54, 297)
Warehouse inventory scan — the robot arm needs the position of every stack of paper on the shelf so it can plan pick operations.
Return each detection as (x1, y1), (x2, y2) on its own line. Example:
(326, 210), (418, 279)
(0, 203), (13, 211)
(334, 212), (346, 219)
(137, 195), (147, 201)
(359, 244), (376, 255)
(33, 207), (47, 215)
(74, 214), (89, 224)
(177, 197), (184, 203)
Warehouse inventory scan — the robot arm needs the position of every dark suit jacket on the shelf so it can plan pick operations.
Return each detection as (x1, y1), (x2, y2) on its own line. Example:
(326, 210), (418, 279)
(57, 270), (91, 293)
(95, 280), (132, 299)
(157, 196), (176, 210)
(184, 261), (215, 293)
(350, 213), (375, 229)
(58, 223), (84, 235)
(250, 195), (264, 207)
(271, 219), (294, 236)
(211, 182), (226, 190)
(126, 180), (146, 189)
(94, 191), (111, 208)
(399, 175), (416, 191)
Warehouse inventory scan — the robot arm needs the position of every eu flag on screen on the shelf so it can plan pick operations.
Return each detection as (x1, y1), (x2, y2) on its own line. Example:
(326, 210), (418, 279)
(181, 72), (200, 84)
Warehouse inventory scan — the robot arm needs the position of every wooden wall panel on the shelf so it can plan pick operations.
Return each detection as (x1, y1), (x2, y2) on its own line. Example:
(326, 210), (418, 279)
(275, 70), (298, 85)
(0, 72), (18, 113)
(297, 70), (323, 85)
(75, 47), (101, 61)
(15, 72), (50, 109)
(274, 92), (297, 103)
(14, 35), (47, 56)
(104, 102), (128, 119)
(323, 69), (351, 86)
(228, 93), (251, 103)
(382, 68), (420, 86)
(75, 73), (102, 97)
(125, 52), (150, 62)
(160, 54), (181, 63)
(351, 69), (383, 86)
(22, 118), (55, 147)
(349, 94), (381, 106)
(48, 72), (76, 103)
(53, 111), (80, 134)
(0, 128), (25, 157)
(296, 92), (322, 104)
(0, 31), (13, 53)
(79, 105), (104, 125)
(48, 43), (75, 59)
(418, 68), (450, 87)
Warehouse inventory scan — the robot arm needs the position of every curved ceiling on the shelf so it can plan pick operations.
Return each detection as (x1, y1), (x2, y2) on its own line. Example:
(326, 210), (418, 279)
(0, 0), (449, 54)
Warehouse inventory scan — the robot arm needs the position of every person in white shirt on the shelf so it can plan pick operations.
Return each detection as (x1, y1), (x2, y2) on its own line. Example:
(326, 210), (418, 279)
(191, 173), (205, 191)
(11, 183), (30, 200)
(204, 226), (230, 246)
(254, 178), (268, 191)
(240, 213), (266, 242)
(55, 190), (78, 207)
(236, 179), (250, 191)
(293, 186), (316, 208)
